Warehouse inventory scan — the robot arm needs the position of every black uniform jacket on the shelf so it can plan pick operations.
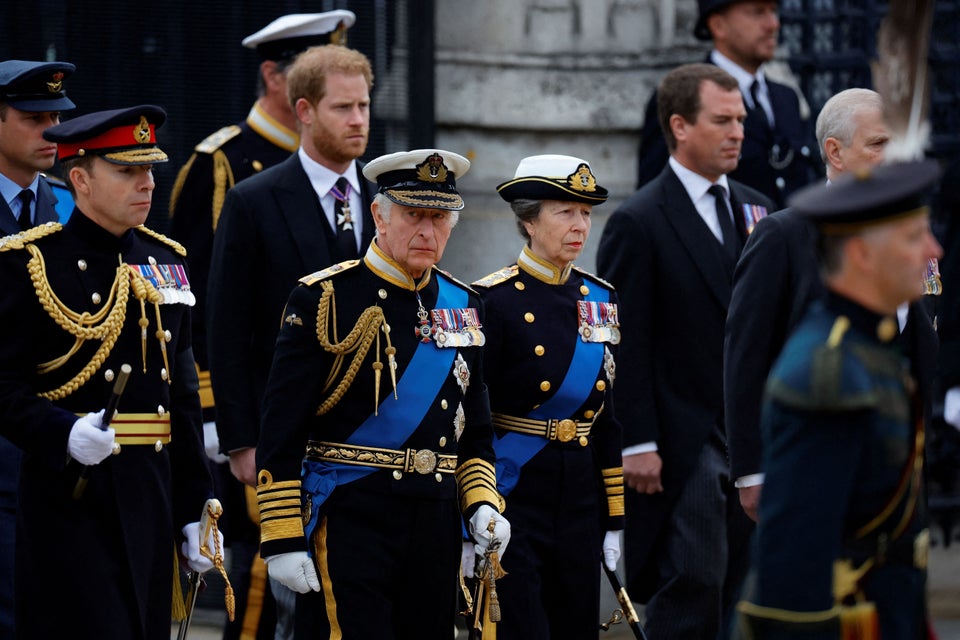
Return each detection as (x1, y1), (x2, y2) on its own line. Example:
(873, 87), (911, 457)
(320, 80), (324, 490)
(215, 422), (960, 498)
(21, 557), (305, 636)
(475, 250), (625, 531)
(207, 153), (376, 453)
(0, 212), (212, 639)
(168, 109), (296, 372)
(255, 242), (499, 558)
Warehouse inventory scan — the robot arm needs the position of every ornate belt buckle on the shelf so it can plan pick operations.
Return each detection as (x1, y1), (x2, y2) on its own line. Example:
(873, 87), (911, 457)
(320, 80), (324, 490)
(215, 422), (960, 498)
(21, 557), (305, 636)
(412, 449), (437, 474)
(555, 419), (577, 442)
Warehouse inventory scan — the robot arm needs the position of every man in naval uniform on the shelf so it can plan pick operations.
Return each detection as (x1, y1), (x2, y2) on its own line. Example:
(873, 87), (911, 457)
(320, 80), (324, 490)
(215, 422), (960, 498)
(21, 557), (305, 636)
(255, 149), (509, 639)
(735, 159), (943, 639)
(0, 58), (76, 637)
(0, 105), (219, 639)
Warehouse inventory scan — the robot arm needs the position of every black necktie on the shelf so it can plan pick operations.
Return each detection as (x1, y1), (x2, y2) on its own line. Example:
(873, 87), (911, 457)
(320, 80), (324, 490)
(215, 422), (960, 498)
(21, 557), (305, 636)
(750, 80), (771, 130)
(17, 189), (34, 231)
(708, 184), (740, 261)
(330, 177), (357, 260)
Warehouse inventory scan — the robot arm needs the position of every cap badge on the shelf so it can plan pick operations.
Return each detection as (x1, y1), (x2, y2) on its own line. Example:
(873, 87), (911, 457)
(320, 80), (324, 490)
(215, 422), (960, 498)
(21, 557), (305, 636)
(567, 163), (597, 193)
(416, 153), (449, 183)
(46, 72), (64, 93)
(133, 116), (151, 144)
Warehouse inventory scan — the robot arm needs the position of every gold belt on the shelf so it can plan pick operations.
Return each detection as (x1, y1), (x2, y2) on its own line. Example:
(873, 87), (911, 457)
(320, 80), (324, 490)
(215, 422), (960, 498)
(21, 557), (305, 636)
(492, 412), (592, 443)
(305, 441), (457, 475)
(76, 413), (172, 446)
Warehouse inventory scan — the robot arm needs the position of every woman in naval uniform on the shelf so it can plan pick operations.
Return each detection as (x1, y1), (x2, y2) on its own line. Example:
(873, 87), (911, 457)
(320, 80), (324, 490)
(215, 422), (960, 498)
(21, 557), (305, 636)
(471, 155), (624, 639)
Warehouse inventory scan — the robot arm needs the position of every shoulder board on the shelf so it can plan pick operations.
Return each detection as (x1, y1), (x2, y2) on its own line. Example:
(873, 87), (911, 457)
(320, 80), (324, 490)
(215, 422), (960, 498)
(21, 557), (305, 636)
(194, 125), (242, 154)
(134, 225), (187, 257)
(434, 266), (478, 294)
(573, 266), (615, 290)
(299, 260), (360, 286)
(40, 172), (68, 188)
(0, 222), (63, 252)
(472, 265), (519, 289)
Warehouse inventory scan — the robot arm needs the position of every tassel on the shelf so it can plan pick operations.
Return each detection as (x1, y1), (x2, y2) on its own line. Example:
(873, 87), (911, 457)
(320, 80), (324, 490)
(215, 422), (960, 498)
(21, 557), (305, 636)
(840, 602), (879, 640)
(171, 545), (187, 621)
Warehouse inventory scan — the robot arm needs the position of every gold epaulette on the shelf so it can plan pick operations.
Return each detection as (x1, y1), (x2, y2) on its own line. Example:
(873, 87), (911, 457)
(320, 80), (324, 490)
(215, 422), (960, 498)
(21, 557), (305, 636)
(573, 265), (615, 290)
(472, 265), (518, 289)
(298, 259), (360, 286)
(135, 225), (187, 257)
(195, 125), (242, 154)
(435, 266), (478, 294)
(0, 222), (62, 252)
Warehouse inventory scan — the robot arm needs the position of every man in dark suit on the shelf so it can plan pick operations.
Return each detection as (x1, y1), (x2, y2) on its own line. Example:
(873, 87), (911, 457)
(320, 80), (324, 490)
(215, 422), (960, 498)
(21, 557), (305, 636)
(597, 63), (774, 639)
(206, 43), (376, 638)
(0, 58), (76, 637)
(636, 0), (819, 208)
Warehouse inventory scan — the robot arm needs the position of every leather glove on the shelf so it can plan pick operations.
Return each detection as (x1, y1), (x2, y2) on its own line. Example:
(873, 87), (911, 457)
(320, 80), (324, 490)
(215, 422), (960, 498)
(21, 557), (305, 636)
(468, 504), (511, 560)
(264, 551), (321, 594)
(68, 410), (114, 465)
(945, 387), (960, 430)
(461, 540), (478, 579)
(602, 530), (621, 571)
(180, 521), (223, 574)
(202, 421), (229, 464)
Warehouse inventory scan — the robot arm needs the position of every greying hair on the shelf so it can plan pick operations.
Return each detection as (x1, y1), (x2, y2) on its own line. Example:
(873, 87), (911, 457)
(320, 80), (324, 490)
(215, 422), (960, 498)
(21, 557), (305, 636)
(373, 192), (460, 227)
(816, 88), (882, 164)
(509, 198), (542, 243)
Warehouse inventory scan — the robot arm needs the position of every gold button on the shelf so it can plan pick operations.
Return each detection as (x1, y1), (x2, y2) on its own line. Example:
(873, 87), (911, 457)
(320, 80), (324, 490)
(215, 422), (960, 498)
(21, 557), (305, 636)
(155, 440), (164, 452)
(596, 380), (606, 391)
(580, 285), (590, 295)
(514, 281), (525, 291)
(439, 436), (447, 447)
(378, 289), (388, 299)
(77, 259), (87, 271)
(252, 160), (264, 172)
(524, 312), (535, 323)
(392, 470), (403, 480)
(579, 436), (589, 447)
(583, 410), (595, 419)
(534, 345), (545, 356)
(104, 369), (115, 382)
(877, 317), (898, 342)
(540, 381), (551, 392)
(435, 473), (443, 483)
(441, 399), (448, 410)
(91, 292), (102, 305)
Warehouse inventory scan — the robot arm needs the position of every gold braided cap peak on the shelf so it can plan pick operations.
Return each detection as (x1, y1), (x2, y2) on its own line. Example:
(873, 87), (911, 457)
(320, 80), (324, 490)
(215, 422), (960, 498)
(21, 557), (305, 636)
(0, 222), (63, 252)
(134, 225), (186, 257)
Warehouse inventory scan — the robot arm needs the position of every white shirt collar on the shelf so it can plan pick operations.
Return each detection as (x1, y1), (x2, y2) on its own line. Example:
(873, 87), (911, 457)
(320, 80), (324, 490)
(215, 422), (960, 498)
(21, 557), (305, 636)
(0, 173), (39, 209)
(710, 49), (767, 102)
(297, 148), (360, 198)
(669, 156), (730, 203)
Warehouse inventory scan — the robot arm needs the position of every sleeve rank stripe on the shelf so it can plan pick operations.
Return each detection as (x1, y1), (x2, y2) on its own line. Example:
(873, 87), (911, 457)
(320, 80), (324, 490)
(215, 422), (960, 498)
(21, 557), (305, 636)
(260, 519), (305, 543)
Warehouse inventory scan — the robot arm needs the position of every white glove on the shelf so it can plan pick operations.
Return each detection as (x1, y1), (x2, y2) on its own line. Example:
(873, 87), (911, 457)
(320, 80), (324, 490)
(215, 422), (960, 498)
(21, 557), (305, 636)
(68, 410), (114, 465)
(180, 521), (223, 574)
(264, 551), (321, 594)
(203, 421), (229, 464)
(945, 387), (960, 430)
(468, 504), (511, 560)
(602, 530), (621, 571)
(461, 540), (478, 579)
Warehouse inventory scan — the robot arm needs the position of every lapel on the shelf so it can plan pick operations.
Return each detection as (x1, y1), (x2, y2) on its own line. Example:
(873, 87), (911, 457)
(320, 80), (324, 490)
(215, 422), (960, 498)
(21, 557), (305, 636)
(0, 195), (17, 236)
(272, 154), (333, 273)
(657, 167), (731, 309)
(35, 178), (61, 225)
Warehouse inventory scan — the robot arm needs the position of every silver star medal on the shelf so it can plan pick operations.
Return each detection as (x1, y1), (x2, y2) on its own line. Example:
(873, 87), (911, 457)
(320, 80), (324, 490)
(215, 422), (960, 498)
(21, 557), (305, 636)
(454, 403), (466, 441)
(452, 352), (470, 393)
(338, 201), (353, 231)
(604, 346), (616, 386)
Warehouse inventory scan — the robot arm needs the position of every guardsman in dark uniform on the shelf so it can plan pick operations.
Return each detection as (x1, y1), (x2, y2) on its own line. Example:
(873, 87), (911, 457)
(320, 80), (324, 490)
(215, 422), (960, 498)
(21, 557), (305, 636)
(473, 155), (624, 639)
(256, 149), (509, 639)
(0, 58), (76, 637)
(168, 10), (354, 421)
(0, 105), (219, 639)
(167, 13), (355, 639)
(735, 160), (943, 639)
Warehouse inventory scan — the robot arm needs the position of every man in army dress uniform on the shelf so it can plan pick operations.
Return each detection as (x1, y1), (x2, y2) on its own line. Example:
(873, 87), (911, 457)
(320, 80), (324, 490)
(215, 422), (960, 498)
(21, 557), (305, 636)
(0, 105), (218, 638)
(255, 149), (509, 639)
(736, 159), (943, 639)
(0, 58), (77, 637)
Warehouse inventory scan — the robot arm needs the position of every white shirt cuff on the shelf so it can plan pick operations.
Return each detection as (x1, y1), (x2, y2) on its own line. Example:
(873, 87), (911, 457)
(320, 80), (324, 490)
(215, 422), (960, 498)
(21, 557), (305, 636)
(622, 442), (658, 456)
(734, 473), (765, 488)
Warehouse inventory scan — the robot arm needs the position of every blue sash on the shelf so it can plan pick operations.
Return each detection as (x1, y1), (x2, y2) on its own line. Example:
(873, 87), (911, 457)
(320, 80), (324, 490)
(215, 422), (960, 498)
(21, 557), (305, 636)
(302, 273), (466, 543)
(494, 285), (608, 497)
